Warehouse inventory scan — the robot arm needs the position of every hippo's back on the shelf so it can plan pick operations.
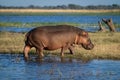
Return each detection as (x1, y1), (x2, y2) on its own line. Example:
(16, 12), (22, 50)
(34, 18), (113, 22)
(31, 25), (76, 32)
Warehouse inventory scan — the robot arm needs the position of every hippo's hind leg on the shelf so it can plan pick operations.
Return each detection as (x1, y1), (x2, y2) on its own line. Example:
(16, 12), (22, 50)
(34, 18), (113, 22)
(23, 45), (31, 61)
(36, 47), (44, 59)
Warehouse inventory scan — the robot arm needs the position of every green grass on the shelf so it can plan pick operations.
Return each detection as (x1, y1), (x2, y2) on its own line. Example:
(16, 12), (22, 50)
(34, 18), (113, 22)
(0, 22), (81, 27)
(0, 32), (120, 60)
(0, 22), (120, 28)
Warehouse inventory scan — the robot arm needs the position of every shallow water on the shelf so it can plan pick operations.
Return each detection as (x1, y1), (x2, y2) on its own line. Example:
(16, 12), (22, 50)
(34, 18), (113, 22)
(0, 27), (34, 32)
(0, 26), (120, 32)
(0, 15), (120, 24)
(0, 54), (120, 80)
(0, 15), (120, 32)
(0, 26), (100, 32)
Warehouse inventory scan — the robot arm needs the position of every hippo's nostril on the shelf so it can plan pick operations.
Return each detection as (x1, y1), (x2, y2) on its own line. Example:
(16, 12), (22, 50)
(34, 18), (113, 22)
(89, 44), (94, 49)
(81, 43), (94, 50)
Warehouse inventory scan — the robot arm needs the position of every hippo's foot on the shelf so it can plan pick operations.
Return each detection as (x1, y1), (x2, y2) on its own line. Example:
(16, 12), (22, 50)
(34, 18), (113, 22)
(35, 56), (43, 62)
(37, 52), (44, 58)
(24, 57), (31, 61)
(70, 51), (75, 55)
(36, 53), (44, 59)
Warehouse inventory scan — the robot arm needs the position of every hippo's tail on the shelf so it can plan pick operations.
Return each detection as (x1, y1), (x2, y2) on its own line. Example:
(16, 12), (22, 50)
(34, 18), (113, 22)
(24, 32), (32, 46)
(24, 32), (34, 47)
(24, 33), (29, 42)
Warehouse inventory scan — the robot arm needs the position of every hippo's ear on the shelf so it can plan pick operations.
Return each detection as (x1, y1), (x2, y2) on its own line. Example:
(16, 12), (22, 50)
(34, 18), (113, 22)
(79, 31), (88, 37)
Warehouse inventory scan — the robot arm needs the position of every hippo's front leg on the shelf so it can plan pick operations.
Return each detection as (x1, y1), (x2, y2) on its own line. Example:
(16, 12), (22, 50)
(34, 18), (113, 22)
(68, 46), (75, 55)
(60, 47), (66, 57)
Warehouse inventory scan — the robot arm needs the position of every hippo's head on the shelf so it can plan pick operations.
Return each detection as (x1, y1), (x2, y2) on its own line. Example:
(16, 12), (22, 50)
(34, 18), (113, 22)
(76, 30), (94, 50)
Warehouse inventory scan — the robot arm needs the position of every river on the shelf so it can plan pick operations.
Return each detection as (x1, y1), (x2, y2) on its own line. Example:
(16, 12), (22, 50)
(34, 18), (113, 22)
(0, 54), (120, 80)
(0, 15), (120, 80)
(0, 15), (120, 32)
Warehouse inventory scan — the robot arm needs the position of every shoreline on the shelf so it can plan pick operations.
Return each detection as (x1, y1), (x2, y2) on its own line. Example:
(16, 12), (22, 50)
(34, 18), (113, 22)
(0, 9), (120, 13)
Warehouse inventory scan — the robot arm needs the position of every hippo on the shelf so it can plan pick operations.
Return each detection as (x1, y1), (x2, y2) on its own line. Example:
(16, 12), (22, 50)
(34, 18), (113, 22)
(23, 25), (94, 60)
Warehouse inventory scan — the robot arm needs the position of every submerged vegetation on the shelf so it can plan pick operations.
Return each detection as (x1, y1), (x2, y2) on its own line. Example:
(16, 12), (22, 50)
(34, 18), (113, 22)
(0, 32), (120, 60)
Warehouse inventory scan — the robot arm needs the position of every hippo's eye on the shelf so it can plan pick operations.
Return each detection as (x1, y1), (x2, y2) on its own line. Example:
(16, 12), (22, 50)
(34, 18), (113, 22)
(82, 34), (88, 37)
(82, 32), (88, 37)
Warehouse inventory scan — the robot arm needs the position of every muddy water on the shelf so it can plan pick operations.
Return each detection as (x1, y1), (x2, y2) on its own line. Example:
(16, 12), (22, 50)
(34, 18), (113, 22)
(0, 54), (120, 80)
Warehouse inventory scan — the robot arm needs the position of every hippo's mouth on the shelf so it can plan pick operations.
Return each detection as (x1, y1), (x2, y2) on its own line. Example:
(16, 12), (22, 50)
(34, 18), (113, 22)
(82, 43), (94, 50)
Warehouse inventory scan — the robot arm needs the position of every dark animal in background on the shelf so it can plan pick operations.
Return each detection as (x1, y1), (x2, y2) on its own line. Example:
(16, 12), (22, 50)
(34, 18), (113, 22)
(23, 25), (94, 60)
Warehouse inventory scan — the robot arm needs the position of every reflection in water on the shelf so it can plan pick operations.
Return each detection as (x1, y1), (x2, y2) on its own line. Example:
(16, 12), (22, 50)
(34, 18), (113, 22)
(0, 54), (120, 80)
(28, 54), (90, 64)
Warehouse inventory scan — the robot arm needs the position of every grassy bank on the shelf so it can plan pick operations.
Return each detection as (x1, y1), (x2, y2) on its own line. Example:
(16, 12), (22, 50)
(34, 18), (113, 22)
(1, 9), (120, 13)
(0, 22), (120, 28)
(0, 32), (120, 60)
(0, 9), (120, 16)
(0, 22), (81, 27)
